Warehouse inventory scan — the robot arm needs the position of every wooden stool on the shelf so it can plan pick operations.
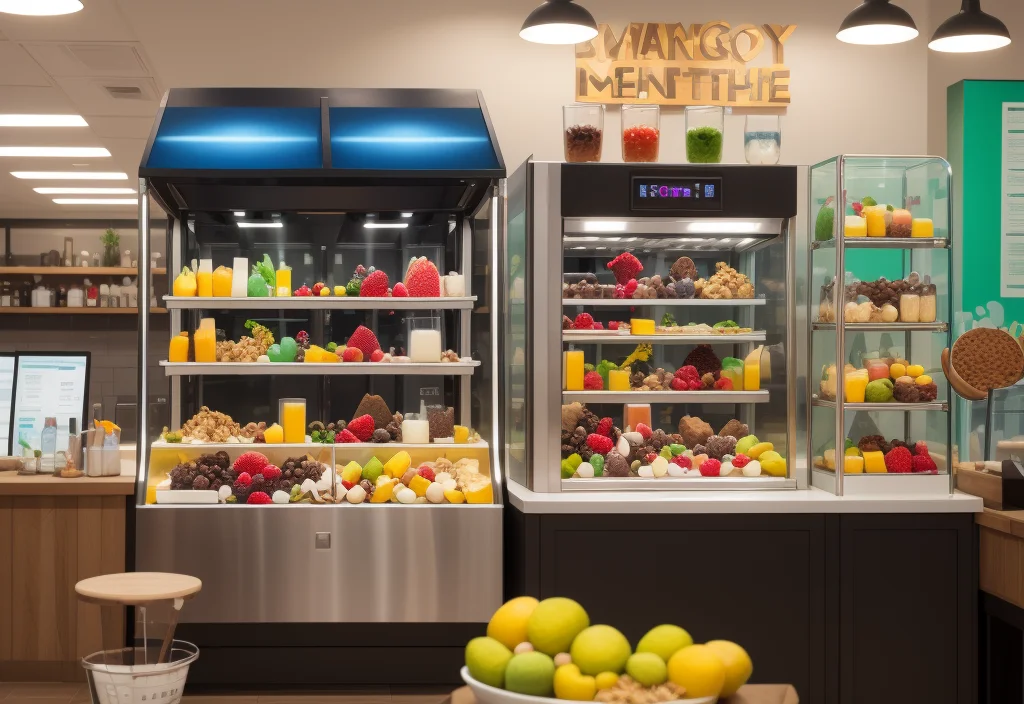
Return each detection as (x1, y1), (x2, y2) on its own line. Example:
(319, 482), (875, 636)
(75, 572), (202, 664)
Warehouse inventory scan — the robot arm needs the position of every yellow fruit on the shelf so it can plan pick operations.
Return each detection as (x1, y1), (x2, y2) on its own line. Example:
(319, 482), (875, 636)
(370, 476), (395, 503)
(554, 664), (596, 701)
(409, 474), (431, 497)
(263, 423), (283, 444)
(465, 636), (513, 688)
(487, 597), (539, 651)
(527, 597), (590, 656)
(454, 425), (470, 443)
(341, 461), (362, 485)
(915, 374), (933, 386)
(444, 488), (466, 504)
(383, 451), (412, 478)
(907, 364), (925, 378)
(333, 285), (346, 296)
(760, 452), (786, 477)
(705, 641), (753, 697)
(304, 345), (326, 363)
(845, 446), (861, 456)
(595, 672), (619, 691)
(319, 286), (330, 297)
(636, 624), (692, 662)
(626, 653), (667, 686)
(667, 644), (726, 699)
(845, 456), (864, 473)
(466, 482), (494, 504)
(570, 625), (631, 676)
(746, 442), (774, 459)
(889, 362), (906, 379)
(505, 652), (556, 696)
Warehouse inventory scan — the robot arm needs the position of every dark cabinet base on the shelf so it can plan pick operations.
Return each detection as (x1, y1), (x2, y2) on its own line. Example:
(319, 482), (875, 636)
(506, 508), (977, 704)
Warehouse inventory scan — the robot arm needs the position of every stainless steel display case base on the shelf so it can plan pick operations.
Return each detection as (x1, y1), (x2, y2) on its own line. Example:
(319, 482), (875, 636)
(135, 504), (502, 623)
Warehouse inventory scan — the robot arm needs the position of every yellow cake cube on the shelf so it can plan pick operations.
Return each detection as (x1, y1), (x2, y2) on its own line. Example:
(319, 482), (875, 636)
(630, 319), (655, 335)
(383, 451), (411, 478)
(844, 456), (865, 474)
(341, 461), (363, 485)
(370, 476), (395, 503)
(409, 474), (431, 497)
(863, 451), (887, 473)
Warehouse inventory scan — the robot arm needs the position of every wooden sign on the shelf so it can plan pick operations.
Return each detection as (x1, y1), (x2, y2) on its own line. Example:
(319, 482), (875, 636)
(575, 22), (796, 107)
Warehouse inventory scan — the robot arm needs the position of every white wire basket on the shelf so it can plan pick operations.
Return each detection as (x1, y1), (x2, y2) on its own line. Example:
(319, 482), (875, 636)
(81, 640), (198, 704)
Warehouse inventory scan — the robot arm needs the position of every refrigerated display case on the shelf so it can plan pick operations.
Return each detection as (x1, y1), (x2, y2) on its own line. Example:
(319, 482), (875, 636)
(807, 155), (953, 496)
(504, 161), (798, 491)
(133, 88), (504, 682)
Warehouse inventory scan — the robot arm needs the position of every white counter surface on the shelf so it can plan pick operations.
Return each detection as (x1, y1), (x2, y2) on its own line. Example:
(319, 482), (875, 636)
(506, 480), (982, 514)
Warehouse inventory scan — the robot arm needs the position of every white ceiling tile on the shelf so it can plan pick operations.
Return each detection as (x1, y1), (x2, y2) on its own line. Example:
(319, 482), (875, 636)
(53, 76), (159, 117)
(0, 42), (52, 87)
(23, 42), (151, 78)
(0, 0), (137, 43)
(101, 136), (147, 172)
(83, 115), (155, 140)
(0, 86), (77, 113)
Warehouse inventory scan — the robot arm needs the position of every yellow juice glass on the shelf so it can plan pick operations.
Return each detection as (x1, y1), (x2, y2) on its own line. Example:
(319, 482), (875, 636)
(196, 271), (213, 297)
(280, 398), (306, 444)
(608, 369), (631, 391)
(743, 346), (762, 391)
(194, 327), (216, 363)
(276, 267), (292, 297)
(168, 332), (189, 363)
(865, 208), (886, 237)
(564, 350), (585, 391)
(844, 215), (867, 237)
(845, 371), (868, 403)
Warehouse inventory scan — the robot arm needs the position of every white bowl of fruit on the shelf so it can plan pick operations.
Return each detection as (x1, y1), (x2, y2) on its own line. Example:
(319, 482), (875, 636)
(463, 597), (752, 704)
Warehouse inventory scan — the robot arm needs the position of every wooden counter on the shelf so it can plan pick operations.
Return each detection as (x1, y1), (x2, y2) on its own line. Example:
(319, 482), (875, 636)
(978, 507), (1024, 608)
(0, 472), (130, 681)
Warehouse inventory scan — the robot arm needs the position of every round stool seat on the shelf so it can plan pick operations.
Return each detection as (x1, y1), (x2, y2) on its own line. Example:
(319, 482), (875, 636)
(76, 572), (202, 606)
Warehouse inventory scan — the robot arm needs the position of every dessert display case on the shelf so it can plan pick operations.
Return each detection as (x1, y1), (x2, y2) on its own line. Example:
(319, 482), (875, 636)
(133, 88), (505, 647)
(504, 161), (798, 492)
(808, 155), (953, 495)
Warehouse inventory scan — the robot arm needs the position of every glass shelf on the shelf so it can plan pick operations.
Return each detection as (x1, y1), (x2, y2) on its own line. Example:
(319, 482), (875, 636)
(811, 238), (949, 250)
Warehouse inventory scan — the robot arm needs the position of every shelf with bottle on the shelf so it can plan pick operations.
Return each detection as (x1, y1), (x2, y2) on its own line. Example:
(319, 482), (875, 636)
(0, 307), (167, 315)
(0, 266), (167, 276)
(811, 397), (948, 412)
(810, 238), (948, 251)
(563, 331), (767, 344)
(161, 361), (479, 376)
(164, 295), (476, 310)
(562, 390), (769, 404)
(815, 272), (943, 328)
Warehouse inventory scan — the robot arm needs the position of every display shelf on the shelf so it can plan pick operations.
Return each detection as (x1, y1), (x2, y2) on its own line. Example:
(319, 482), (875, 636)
(151, 440), (489, 450)
(563, 331), (766, 344)
(163, 295), (476, 310)
(562, 298), (766, 307)
(0, 307), (167, 315)
(561, 476), (796, 491)
(811, 321), (948, 332)
(811, 397), (948, 412)
(810, 238), (949, 250)
(161, 361), (480, 376)
(0, 266), (166, 276)
(561, 390), (769, 404)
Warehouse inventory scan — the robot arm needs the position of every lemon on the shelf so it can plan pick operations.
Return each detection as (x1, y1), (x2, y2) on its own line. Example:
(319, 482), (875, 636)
(746, 442), (774, 459)
(505, 651), (556, 696)
(595, 672), (619, 690)
(570, 624), (631, 675)
(667, 644), (726, 699)
(487, 597), (539, 651)
(636, 624), (693, 662)
(735, 435), (760, 456)
(626, 652), (667, 686)
(465, 636), (513, 688)
(527, 597), (590, 656)
(706, 640), (753, 697)
(553, 664), (596, 701)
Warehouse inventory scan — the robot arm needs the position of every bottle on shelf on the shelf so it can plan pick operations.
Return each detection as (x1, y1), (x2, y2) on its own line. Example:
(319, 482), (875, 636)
(279, 398), (306, 444)
(40, 417), (57, 474)
(197, 259), (213, 297)
(276, 262), (291, 297)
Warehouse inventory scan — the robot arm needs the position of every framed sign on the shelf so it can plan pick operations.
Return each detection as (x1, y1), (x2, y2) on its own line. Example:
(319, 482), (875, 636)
(575, 22), (796, 107)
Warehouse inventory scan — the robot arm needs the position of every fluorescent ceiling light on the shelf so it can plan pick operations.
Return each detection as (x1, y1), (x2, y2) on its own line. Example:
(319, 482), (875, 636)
(0, 0), (83, 15)
(34, 187), (136, 195)
(237, 222), (284, 229)
(364, 223), (409, 230)
(11, 171), (128, 180)
(836, 0), (919, 45)
(52, 198), (138, 205)
(401, 212), (414, 218)
(686, 221), (762, 234)
(582, 220), (628, 233)
(0, 147), (110, 157)
(233, 211), (245, 217)
(520, 0), (598, 44)
(0, 115), (87, 127)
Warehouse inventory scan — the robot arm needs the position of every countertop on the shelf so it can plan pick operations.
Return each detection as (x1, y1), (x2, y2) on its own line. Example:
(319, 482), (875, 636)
(506, 480), (983, 514)
(977, 506), (1024, 536)
(0, 471), (136, 496)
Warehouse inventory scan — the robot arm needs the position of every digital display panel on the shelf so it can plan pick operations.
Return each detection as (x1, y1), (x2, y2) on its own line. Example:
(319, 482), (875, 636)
(631, 176), (723, 211)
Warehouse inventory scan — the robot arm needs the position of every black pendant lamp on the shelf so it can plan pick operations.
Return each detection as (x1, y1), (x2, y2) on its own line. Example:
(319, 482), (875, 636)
(836, 0), (919, 45)
(929, 0), (1010, 52)
(520, 0), (598, 45)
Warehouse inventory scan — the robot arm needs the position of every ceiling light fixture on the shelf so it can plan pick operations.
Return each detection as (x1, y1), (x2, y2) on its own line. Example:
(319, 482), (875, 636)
(401, 212), (413, 218)
(929, 0), (1010, 52)
(0, 147), (110, 158)
(34, 187), (136, 194)
(582, 220), (628, 233)
(52, 198), (138, 205)
(520, 0), (598, 44)
(837, 0), (919, 45)
(11, 171), (127, 180)
(364, 223), (409, 230)
(686, 221), (763, 234)
(236, 222), (284, 229)
(0, 115), (87, 127)
(233, 211), (245, 217)
(0, 0), (83, 15)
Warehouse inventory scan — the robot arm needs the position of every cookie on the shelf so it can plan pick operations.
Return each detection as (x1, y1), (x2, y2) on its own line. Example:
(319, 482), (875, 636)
(670, 256), (698, 282)
(951, 328), (1024, 393)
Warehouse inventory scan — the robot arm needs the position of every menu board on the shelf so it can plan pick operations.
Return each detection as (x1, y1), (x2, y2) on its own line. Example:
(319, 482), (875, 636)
(0, 355), (13, 455)
(11, 353), (89, 457)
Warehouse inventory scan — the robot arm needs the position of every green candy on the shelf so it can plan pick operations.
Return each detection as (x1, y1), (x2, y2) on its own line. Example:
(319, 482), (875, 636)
(660, 446), (672, 460)
(565, 453), (583, 470)
(669, 444), (686, 456)
(561, 460), (575, 479)
(362, 457), (384, 483)
(326, 342), (338, 353)
(278, 336), (298, 362)
(266, 344), (285, 362)
(590, 455), (604, 477)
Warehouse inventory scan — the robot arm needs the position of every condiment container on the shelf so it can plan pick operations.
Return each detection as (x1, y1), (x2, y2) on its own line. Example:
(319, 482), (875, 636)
(918, 283), (937, 323)
(563, 104), (604, 163)
(231, 257), (249, 297)
(685, 106), (724, 164)
(621, 104), (660, 163)
(279, 398), (306, 444)
(409, 317), (443, 363)
(844, 215), (867, 238)
(911, 218), (934, 238)
(899, 290), (921, 323)
(742, 114), (779, 165)
(67, 284), (84, 307)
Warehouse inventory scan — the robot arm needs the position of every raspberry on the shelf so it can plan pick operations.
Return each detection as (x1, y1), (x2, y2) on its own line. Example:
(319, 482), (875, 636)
(392, 282), (409, 297)
(671, 378), (688, 391)
(624, 279), (638, 296)
(714, 377), (734, 390)
(417, 466), (436, 482)
(614, 284), (626, 299)
(912, 454), (938, 473)
(609, 321), (619, 330)
(586, 433), (614, 454)
(261, 464), (282, 481)
(347, 325), (381, 357)
(636, 423), (652, 440)
(234, 451), (270, 476)
(296, 330), (310, 347)
(914, 441), (929, 456)
(246, 491), (272, 505)
(355, 265), (366, 276)
(360, 270), (389, 297)
(235, 472), (252, 487)
(607, 252), (643, 284)
(596, 417), (614, 436)
(675, 365), (700, 380)
(884, 446), (913, 473)
(369, 349), (385, 362)
(342, 347), (364, 362)
(336, 429), (360, 443)
(593, 322), (604, 330)
(574, 313), (595, 330)
(405, 257), (441, 297)
(583, 371), (604, 390)
(732, 454), (751, 468)
(644, 452), (657, 464)
(347, 414), (375, 442)
(671, 455), (692, 469)
(699, 458), (722, 477)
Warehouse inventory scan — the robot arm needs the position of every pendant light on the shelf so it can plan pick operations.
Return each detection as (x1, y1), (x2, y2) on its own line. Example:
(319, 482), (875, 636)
(520, 0), (598, 45)
(0, 0), (83, 14)
(929, 0), (1010, 52)
(836, 0), (919, 45)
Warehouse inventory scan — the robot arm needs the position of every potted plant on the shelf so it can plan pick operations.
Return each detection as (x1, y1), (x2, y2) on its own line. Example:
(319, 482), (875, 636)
(101, 228), (120, 267)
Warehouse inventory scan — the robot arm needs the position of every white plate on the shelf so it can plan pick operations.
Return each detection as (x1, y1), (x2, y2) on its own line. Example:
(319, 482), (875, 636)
(460, 667), (716, 704)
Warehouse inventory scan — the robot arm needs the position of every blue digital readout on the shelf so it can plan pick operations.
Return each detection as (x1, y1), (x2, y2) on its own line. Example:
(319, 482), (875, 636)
(705, 184), (716, 198)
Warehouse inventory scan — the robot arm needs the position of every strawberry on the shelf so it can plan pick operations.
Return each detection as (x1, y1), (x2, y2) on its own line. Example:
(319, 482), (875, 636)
(596, 418), (614, 436)
(336, 429), (359, 443)
(234, 451), (270, 476)
(586, 433), (614, 454)
(369, 349), (385, 362)
(593, 322), (604, 330)
(607, 252), (643, 285)
(912, 454), (938, 473)
(246, 491), (272, 505)
(234, 472), (253, 487)
(608, 321), (619, 331)
(393, 282), (409, 297)
(884, 446), (913, 473)
(342, 347), (364, 362)
(360, 270), (389, 297)
(573, 313), (595, 330)
(671, 455), (692, 469)
(417, 466), (436, 482)
(670, 378), (689, 391)
(347, 414), (375, 442)
(699, 458), (722, 477)
(914, 441), (929, 456)
(636, 423), (652, 440)
(347, 325), (381, 357)
(583, 371), (604, 390)
(404, 257), (441, 297)
(624, 279), (638, 296)
(311, 282), (326, 296)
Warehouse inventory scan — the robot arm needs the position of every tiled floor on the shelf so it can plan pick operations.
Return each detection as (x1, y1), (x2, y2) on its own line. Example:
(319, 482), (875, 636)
(0, 683), (452, 704)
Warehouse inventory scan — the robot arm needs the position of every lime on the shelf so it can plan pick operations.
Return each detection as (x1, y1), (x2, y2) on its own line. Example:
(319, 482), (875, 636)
(636, 624), (693, 662)
(570, 625), (631, 676)
(526, 597), (590, 656)
(626, 652), (668, 687)
(465, 637), (512, 689)
(505, 651), (556, 696)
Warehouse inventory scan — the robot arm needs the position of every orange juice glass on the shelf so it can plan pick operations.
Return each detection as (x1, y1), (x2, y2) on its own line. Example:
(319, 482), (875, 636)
(624, 404), (652, 430)
(276, 266), (292, 297)
(564, 350), (585, 391)
(280, 398), (306, 444)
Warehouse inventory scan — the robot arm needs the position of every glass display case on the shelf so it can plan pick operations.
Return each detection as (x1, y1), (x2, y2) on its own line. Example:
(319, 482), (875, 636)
(808, 155), (953, 496)
(504, 161), (798, 491)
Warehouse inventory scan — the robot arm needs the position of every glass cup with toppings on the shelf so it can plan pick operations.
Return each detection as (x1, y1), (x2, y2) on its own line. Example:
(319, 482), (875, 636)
(685, 106), (725, 164)
(621, 104), (660, 163)
(563, 104), (605, 163)
(742, 114), (780, 165)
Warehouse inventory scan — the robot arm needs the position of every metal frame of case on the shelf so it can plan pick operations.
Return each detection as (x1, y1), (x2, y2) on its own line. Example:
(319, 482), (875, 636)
(807, 154), (954, 496)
